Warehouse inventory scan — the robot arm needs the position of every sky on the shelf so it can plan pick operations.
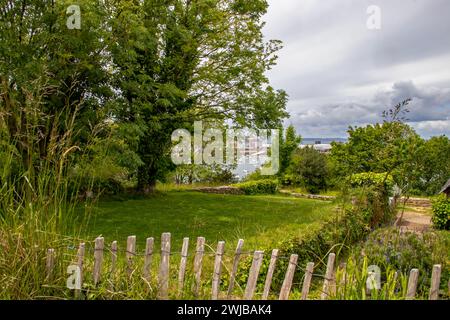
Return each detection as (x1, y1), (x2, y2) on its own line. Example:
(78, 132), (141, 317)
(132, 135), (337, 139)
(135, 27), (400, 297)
(262, 0), (450, 138)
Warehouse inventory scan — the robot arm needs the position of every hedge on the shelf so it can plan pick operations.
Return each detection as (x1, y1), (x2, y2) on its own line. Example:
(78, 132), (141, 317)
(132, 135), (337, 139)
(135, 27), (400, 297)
(233, 179), (278, 195)
(432, 194), (450, 230)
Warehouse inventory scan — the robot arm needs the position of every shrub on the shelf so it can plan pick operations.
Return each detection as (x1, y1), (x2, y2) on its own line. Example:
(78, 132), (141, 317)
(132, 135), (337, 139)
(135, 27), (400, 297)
(233, 179), (278, 195)
(231, 204), (372, 293)
(287, 147), (328, 194)
(350, 184), (394, 228)
(431, 194), (450, 230)
(349, 172), (394, 195)
(356, 227), (450, 298)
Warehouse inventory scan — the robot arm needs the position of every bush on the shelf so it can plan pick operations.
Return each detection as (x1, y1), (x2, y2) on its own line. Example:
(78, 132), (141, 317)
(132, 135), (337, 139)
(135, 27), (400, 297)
(287, 147), (328, 194)
(232, 204), (372, 293)
(233, 179), (278, 195)
(349, 172), (394, 195)
(350, 184), (394, 228)
(431, 194), (450, 230)
(356, 227), (450, 298)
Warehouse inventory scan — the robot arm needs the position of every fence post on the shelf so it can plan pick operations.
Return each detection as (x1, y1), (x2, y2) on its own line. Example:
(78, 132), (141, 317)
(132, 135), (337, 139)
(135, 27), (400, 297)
(244, 251), (264, 300)
(262, 249), (279, 300)
(212, 241), (225, 300)
(301, 262), (315, 300)
(178, 237), (189, 297)
(227, 239), (244, 299)
(126, 235), (136, 277)
(75, 243), (85, 298)
(46, 248), (55, 280)
(93, 237), (104, 286)
(279, 254), (298, 300)
(193, 237), (205, 297)
(320, 253), (335, 300)
(111, 241), (118, 274)
(406, 269), (419, 300)
(143, 237), (155, 281)
(158, 232), (171, 300)
(429, 264), (441, 300)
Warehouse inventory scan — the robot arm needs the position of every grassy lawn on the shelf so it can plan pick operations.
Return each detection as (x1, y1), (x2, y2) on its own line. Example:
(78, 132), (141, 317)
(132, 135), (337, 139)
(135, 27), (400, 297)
(86, 191), (337, 252)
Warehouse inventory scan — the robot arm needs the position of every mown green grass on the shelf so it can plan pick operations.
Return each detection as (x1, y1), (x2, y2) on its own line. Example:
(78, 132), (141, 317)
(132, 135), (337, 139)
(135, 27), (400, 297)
(86, 191), (337, 252)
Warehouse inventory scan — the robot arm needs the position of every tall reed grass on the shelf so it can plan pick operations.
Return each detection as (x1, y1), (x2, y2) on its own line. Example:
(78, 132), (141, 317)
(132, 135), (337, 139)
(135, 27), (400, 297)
(0, 84), (96, 298)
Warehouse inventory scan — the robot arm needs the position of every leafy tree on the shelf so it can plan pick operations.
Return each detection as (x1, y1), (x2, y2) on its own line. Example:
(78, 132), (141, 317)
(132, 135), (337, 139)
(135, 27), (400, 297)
(412, 136), (450, 195)
(0, 0), (111, 193)
(288, 146), (328, 194)
(109, 0), (288, 193)
(279, 124), (301, 176)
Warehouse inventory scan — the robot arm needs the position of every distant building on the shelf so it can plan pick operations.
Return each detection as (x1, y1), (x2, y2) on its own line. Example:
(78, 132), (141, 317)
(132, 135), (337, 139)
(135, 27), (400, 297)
(440, 178), (450, 197)
(299, 141), (332, 154)
(299, 138), (346, 154)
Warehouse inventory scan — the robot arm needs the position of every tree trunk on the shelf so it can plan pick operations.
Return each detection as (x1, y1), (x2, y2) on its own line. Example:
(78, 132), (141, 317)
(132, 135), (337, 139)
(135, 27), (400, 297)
(137, 165), (158, 194)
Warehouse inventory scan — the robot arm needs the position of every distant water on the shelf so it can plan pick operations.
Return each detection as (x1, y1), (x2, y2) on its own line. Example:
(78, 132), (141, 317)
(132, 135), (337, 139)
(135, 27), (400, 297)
(301, 137), (347, 145)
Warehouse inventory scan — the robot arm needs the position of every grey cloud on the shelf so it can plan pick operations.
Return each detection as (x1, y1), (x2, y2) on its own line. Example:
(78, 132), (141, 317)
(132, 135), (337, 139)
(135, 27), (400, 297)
(287, 81), (450, 138)
(264, 0), (450, 138)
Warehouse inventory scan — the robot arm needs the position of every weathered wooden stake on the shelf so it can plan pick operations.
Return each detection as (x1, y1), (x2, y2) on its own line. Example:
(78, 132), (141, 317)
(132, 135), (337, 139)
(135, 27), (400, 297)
(193, 237), (205, 297)
(158, 232), (171, 300)
(46, 248), (55, 280)
(226, 239), (244, 298)
(279, 254), (298, 300)
(429, 264), (441, 300)
(321, 253), (335, 300)
(262, 249), (279, 300)
(75, 243), (85, 298)
(301, 262), (315, 300)
(177, 237), (189, 297)
(143, 237), (154, 280)
(244, 251), (264, 300)
(406, 268), (419, 300)
(110, 241), (118, 274)
(93, 237), (104, 286)
(211, 241), (225, 300)
(126, 235), (136, 277)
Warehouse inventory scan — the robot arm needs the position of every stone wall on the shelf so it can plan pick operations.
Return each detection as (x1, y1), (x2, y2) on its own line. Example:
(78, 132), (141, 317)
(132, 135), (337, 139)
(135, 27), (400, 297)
(194, 186), (244, 195)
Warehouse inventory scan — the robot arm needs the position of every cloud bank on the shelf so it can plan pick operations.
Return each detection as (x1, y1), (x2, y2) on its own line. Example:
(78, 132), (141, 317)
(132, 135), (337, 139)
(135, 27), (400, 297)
(263, 0), (450, 138)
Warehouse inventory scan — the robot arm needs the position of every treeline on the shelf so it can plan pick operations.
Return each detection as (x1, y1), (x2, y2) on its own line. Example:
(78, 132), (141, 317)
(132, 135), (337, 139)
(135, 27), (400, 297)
(248, 101), (450, 197)
(0, 0), (288, 197)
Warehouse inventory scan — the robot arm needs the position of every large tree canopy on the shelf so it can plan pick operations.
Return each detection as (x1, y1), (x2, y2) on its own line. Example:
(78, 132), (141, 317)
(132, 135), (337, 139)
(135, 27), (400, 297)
(108, 0), (288, 192)
(0, 0), (288, 193)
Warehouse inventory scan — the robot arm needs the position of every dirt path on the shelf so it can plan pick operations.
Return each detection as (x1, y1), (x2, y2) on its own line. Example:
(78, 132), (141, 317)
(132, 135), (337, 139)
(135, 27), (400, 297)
(396, 208), (432, 232)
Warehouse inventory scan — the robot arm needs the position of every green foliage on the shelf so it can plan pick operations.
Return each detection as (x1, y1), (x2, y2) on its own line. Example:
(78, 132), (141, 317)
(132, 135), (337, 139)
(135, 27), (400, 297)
(332, 257), (409, 300)
(411, 136), (450, 195)
(431, 194), (450, 230)
(329, 121), (423, 196)
(356, 227), (450, 298)
(110, 0), (288, 191)
(349, 172), (394, 193)
(278, 125), (302, 176)
(233, 179), (278, 195)
(172, 164), (237, 185)
(236, 201), (373, 292)
(287, 147), (328, 194)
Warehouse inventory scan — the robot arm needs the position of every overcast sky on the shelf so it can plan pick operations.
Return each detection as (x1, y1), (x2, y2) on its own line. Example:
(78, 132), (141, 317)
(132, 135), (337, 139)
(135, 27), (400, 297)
(262, 0), (450, 138)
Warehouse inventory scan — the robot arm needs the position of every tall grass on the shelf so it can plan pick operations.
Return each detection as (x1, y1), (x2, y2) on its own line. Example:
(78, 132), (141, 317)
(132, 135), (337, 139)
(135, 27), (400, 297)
(0, 84), (94, 298)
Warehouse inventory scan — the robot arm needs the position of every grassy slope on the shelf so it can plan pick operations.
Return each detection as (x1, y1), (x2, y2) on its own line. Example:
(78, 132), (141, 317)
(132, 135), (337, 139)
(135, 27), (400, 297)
(87, 191), (337, 251)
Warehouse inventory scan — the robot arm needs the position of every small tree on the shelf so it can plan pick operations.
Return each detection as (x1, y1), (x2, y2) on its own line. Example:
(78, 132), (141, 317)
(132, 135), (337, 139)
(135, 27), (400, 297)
(289, 147), (328, 194)
(279, 125), (302, 176)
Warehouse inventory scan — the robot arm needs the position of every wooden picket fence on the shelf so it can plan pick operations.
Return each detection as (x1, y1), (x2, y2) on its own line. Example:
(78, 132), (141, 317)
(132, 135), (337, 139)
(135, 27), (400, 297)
(45, 233), (446, 300)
